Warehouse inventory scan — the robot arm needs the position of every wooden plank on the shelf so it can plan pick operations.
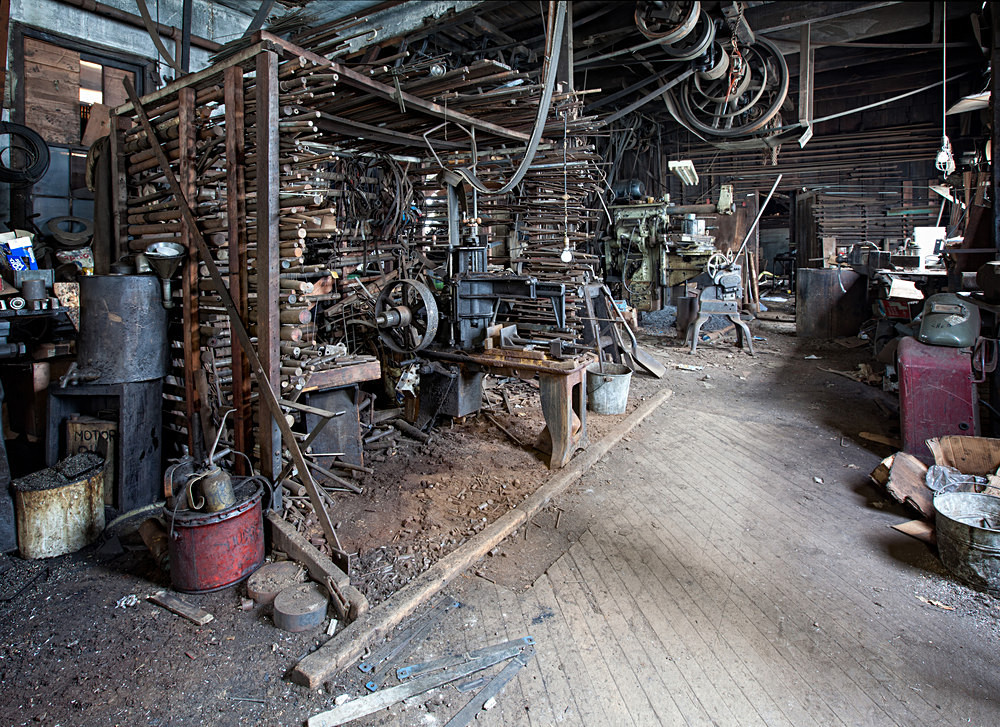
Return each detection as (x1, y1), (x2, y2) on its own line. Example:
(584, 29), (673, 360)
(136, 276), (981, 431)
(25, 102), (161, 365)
(290, 389), (673, 688)
(224, 64), (252, 472)
(82, 103), (110, 146)
(637, 416), (932, 722)
(472, 582), (531, 727)
(621, 454), (871, 724)
(499, 580), (567, 727)
(24, 96), (80, 146)
(604, 495), (823, 726)
(255, 49), (281, 480)
(102, 66), (134, 110)
(521, 574), (605, 725)
(591, 502), (785, 726)
(891, 519), (936, 544)
(568, 536), (680, 726)
(23, 36), (78, 72)
(885, 452), (932, 518)
(546, 556), (639, 725)
(108, 116), (129, 267)
(302, 360), (382, 391)
(148, 590), (214, 625)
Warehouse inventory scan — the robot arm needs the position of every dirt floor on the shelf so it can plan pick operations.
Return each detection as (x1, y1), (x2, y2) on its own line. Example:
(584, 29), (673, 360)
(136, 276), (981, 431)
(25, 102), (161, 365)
(3, 298), (995, 726)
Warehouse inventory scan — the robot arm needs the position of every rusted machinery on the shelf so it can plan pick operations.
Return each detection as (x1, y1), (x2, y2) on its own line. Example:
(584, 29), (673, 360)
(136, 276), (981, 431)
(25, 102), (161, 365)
(604, 184), (735, 311)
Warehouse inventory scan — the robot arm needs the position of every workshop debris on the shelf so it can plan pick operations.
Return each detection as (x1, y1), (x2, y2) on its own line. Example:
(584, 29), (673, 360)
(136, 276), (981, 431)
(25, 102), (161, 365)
(891, 520), (936, 544)
(360, 599), (458, 686)
(115, 594), (140, 609)
(308, 636), (535, 727)
(917, 595), (955, 611)
(148, 590), (215, 626)
(859, 432), (901, 449)
(881, 452), (934, 519)
(819, 363), (882, 385)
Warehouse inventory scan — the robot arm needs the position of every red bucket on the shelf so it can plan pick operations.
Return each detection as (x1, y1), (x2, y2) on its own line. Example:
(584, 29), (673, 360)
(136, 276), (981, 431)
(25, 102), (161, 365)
(165, 480), (265, 593)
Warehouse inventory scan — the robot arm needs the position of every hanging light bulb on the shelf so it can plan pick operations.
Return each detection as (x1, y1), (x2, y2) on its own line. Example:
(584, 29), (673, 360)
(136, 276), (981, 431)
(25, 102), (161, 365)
(935, 135), (956, 176)
(560, 236), (573, 263)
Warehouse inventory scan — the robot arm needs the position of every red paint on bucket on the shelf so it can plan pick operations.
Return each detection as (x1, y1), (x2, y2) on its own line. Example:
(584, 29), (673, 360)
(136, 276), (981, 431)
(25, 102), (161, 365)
(165, 480), (265, 593)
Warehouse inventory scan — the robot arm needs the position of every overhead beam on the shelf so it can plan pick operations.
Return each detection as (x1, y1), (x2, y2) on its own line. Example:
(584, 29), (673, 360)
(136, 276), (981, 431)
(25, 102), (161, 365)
(750, 1), (902, 35)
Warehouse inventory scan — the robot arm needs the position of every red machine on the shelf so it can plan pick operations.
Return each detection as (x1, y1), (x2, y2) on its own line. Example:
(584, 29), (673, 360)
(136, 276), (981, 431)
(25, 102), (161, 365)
(897, 336), (979, 463)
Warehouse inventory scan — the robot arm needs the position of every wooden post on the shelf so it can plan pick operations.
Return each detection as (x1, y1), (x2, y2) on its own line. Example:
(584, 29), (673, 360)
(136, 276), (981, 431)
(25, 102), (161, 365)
(178, 86), (203, 458)
(224, 65), (252, 473)
(108, 115), (129, 267)
(993, 8), (1000, 251)
(255, 50), (281, 480)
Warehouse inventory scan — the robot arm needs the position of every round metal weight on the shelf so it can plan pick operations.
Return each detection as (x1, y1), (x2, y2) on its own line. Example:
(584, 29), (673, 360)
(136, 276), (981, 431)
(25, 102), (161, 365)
(247, 561), (305, 606)
(273, 582), (329, 632)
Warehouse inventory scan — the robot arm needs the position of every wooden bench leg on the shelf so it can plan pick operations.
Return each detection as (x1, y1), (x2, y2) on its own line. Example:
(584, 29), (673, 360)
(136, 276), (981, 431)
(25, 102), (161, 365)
(538, 367), (587, 469)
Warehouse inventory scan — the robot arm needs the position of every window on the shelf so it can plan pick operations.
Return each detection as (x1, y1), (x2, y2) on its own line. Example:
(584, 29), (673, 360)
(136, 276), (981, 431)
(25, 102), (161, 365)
(13, 28), (147, 234)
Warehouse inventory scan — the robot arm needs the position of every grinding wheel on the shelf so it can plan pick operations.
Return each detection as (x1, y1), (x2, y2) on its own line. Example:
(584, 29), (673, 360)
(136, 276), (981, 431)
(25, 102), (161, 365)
(273, 582), (328, 632)
(247, 561), (304, 605)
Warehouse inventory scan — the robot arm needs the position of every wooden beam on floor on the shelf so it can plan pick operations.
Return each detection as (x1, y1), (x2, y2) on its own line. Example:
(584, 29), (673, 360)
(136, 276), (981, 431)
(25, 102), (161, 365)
(290, 387), (673, 688)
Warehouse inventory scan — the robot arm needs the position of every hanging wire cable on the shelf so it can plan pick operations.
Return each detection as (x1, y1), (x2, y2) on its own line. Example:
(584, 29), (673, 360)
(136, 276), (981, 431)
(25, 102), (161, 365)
(935, 1), (956, 176)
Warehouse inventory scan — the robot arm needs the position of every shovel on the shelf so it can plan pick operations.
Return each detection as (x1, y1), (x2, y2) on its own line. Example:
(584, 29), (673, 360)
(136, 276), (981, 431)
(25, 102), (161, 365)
(601, 285), (667, 379)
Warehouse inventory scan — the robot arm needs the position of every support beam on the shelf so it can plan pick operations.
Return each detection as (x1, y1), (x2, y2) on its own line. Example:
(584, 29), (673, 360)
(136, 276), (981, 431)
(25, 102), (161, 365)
(994, 7), (1000, 252)
(555, 0), (573, 93)
(255, 50), (282, 480)
(178, 86), (202, 458)
(223, 64), (252, 473)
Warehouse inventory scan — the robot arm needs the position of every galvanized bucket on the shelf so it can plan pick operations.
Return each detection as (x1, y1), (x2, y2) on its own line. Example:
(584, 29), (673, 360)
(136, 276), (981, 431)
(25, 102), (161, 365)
(586, 362), (632, 415)
(934, 492), (1000, 593)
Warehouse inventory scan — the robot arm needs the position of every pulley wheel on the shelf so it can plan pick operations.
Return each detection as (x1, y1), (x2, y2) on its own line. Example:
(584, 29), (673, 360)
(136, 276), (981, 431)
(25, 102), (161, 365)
(374, 278), (439, 353)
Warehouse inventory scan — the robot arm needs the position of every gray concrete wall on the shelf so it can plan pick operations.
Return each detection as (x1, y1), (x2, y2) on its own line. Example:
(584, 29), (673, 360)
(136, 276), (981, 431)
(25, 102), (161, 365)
(9, 0), (254, 85)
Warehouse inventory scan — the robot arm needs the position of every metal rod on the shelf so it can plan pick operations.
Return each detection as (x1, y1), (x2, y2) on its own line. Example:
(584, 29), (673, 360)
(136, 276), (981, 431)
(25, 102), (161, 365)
(736, 174), (783, 260)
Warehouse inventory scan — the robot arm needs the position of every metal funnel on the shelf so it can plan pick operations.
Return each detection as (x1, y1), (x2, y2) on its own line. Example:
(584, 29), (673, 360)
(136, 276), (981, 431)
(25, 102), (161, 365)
(145, 241), (186, 309)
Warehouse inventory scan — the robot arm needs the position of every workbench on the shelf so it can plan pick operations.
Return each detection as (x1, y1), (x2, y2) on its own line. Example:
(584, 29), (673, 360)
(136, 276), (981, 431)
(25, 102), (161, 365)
(426, 349), (592, 469)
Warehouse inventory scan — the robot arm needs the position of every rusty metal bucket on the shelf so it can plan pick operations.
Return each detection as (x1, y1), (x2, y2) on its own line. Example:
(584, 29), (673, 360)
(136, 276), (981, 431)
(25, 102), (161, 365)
(934, 492), (1000, 593)
(165, 479), (264, 593)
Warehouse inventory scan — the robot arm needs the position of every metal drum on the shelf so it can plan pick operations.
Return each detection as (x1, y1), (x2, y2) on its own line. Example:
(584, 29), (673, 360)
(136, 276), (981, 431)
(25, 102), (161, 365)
(78, 275), (168, 383)
(165, 480), (265, 593)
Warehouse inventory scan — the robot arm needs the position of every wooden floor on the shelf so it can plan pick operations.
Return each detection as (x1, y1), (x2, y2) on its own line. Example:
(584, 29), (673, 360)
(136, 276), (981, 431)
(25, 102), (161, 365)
(365, 396), (1000, 726)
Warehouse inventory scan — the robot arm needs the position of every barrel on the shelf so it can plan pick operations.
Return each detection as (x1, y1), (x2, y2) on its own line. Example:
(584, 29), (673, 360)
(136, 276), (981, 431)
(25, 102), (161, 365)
(165, 480), (264, 593)
(78, 274), (168, 383)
